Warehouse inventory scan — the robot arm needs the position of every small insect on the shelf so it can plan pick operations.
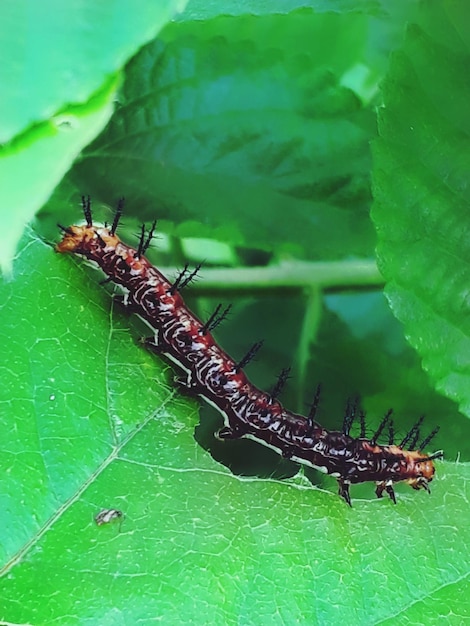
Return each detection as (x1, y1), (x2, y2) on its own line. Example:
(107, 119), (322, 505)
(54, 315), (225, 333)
(94, 508), (123, 526)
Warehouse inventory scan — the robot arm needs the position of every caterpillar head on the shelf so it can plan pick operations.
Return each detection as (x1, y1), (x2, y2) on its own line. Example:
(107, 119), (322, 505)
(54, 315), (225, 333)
(57, 223), (120, 254)
(406, 450), (443, 492)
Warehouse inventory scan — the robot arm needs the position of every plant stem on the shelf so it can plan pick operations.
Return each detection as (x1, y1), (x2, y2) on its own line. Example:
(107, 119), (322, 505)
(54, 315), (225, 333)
(158, 258), (383, 295)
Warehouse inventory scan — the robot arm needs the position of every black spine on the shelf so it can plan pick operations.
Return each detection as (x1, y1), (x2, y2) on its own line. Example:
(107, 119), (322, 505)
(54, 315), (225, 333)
(235, 341), (264, 373)
(82, 195), (92, 226)
(270, 367), (291, 400)
(343, 398), (359, 436)
(359, 409), (366, 439)
(200, 304), (232, 335)
(370, 409), (393, 445)
(307, 384), (322, 422)
(110, 197), (124, 235)
(136, 224), (146, 258)
(399, 416), (424, 450)
(418, 426), (440, 451)
(178, 263), (202, 290)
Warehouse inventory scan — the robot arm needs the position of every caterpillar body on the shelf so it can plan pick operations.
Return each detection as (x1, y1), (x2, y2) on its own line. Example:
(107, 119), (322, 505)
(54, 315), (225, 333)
(56, 198), (442, 506)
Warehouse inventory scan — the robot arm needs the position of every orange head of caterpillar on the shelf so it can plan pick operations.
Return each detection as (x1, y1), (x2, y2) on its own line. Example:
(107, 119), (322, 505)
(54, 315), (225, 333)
(56, 224), (119, 255)
(375, 448), (442, 504)
(406, 449), (443, 493)
(56, 195), (122, 255)
(56, 224), (88, 253)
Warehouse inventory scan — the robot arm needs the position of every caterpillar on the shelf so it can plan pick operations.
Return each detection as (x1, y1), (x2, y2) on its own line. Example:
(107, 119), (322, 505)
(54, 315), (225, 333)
(56, 197), (442, 506)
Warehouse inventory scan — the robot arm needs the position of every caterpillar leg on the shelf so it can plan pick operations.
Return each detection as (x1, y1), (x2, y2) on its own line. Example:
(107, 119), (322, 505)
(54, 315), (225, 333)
(141, 335), (162, 352)
(375, 481), (397, 504)
(337, 479), (352, 507)
(409, 476), (431, 493)
(112, 293), (137, 311)
(281, 446), (296, 460)
(174, 374), (200, 394)
(216, 422), (248, 440)
(142, 337), (200, 394)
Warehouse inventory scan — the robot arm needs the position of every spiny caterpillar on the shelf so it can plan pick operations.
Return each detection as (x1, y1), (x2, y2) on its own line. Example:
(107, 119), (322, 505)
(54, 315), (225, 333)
(57, 197), (442, 506)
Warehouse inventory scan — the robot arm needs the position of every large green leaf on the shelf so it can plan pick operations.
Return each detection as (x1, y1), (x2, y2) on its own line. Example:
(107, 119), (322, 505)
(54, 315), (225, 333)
(71, 12), (376, 260)
(372, 2), (470, 416)
(0, 77), (118, 276)
(177, 0), (386, 19)
(0, 0), (187, 142)
(3, 3), (468, 622)
(0, 0), (187, 274)
(1, 229), (468, 625)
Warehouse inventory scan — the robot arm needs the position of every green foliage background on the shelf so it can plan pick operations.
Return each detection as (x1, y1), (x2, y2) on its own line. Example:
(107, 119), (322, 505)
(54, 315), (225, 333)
(1, 1), (470, 624)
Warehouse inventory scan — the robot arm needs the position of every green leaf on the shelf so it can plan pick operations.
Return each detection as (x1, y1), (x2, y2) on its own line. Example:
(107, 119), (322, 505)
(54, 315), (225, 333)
(4, 5), (467, 621)
(0, 0), (187, 274)
(1, 229), (468, 624)
(71, 12), (376, 260)
(177, 0), (385, 20)
(0, 0), (188, 143)
(0, 77), (118, 276)
(176, 2), (420, 98)
(372, 3), (470, 416)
